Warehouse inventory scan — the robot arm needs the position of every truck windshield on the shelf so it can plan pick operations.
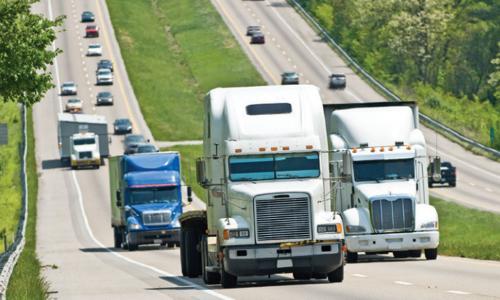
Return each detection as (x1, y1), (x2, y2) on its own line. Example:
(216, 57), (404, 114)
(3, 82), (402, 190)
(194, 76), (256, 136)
(73, 138), (95, 145)
(353, 158), (415, 182)
(229, 152), (320, 181)
(127, 186), (179, 205)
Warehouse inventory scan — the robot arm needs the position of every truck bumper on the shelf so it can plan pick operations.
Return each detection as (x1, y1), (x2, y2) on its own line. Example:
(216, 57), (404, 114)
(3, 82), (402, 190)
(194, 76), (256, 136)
(346, 231), (439, 253)
(223, 241), (343, 277)
(128, 228), (180, 246)
(71, 158), (100, 168)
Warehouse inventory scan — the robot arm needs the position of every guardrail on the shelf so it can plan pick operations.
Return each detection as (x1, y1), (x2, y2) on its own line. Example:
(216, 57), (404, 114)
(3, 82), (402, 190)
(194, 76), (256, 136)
(0, 105), (28, 300)
(287, 0), (500, 158)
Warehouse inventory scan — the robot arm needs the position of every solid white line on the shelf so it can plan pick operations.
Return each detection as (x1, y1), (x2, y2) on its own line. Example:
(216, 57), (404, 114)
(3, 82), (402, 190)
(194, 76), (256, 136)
(351, 274), (367, 278)
(394, 281), (413, 286)
(447, 290), (471, 295)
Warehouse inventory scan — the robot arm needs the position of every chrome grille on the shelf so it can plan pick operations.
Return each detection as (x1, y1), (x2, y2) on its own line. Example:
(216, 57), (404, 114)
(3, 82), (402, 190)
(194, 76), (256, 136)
(255, 195), (311, 243)
(371, 198), (414, 233)
(142, 211), (171, 226)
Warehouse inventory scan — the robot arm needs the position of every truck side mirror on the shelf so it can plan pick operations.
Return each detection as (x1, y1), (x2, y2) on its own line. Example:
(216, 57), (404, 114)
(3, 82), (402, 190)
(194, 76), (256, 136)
(431, 156), (442, 182)
(187, 186), (193, 203)
(196, 158), (208, 188)
(116, 190), (122, 207)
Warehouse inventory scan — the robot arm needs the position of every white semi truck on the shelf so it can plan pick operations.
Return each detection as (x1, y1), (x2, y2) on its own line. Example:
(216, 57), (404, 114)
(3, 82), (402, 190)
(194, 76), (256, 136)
(324, 102), (439, 262)
(58, 113), (109, 169)
(180, 85), (345, 288)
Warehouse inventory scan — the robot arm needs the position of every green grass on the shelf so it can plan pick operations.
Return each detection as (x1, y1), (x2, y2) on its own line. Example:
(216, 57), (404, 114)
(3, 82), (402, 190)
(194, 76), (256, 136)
(106, 0), (265, 141)
(431, 197), (500, 261)
(0, 102), (22, 253)
(163, 145), (207, 203)
(7, 108), (48, 299)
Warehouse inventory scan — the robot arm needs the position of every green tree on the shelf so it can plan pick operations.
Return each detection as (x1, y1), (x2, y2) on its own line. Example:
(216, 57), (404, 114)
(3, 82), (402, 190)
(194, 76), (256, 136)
(0, 0), (64, 106)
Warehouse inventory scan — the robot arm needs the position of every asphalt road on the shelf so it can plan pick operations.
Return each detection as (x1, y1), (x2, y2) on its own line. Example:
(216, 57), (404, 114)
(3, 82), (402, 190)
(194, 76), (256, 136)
(32, 0), (500, 299)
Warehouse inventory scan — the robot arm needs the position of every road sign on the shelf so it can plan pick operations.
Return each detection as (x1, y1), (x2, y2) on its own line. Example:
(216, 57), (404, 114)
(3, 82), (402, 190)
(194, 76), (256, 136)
(0, 123), (7, 145)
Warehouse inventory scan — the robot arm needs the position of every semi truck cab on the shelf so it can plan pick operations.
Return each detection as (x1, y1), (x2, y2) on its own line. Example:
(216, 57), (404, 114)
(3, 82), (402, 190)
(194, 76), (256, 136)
(70, 132), (101, 169)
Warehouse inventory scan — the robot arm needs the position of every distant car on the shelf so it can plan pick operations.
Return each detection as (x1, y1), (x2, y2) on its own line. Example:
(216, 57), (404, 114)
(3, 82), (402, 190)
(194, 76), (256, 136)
(86, 43), (102, 56)
(96, 68), (113, 85)
(81, 11), (95, 22)
(428, 161), (456, 187)
(250, 32), (265, 44)
(96, 91), (113, 105)
(329, 73), (346, 89)
(60, 82), (77, 95)
(246, 25), (261, 36)
(113, 118), (132, 134)
(281, 72), (299, 85)
(135, 143), (159, 154)
(85, 25), (99, 38)
(65, 98), (82, 113)
(124, 134), (147, 154)
(97, 59), (113, 72)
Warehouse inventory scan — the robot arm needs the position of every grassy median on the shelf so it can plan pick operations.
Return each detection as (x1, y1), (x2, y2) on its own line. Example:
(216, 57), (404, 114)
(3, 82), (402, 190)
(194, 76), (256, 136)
(7, 108), (48, 299)
(0, 102), (22, 253)
(106, 0), (264, 141)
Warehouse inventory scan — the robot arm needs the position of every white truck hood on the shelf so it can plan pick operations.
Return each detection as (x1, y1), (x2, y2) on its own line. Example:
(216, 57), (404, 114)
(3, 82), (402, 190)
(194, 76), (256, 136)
(355, 180), (416, 200)
(229, 179), (324, 200)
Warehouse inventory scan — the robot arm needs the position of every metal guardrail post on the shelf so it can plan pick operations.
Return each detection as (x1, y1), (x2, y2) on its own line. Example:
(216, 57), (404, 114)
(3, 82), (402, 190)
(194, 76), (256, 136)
(287, 0), (500, 158)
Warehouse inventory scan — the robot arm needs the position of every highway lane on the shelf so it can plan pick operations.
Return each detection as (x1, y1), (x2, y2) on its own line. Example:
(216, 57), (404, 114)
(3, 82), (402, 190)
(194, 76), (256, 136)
(212, 0), (500, 213)
(31, 0), (500, 299)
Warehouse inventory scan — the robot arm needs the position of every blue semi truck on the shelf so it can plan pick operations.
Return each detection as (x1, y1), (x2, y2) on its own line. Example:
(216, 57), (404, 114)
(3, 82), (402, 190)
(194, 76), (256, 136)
(109, 152), (191, 250)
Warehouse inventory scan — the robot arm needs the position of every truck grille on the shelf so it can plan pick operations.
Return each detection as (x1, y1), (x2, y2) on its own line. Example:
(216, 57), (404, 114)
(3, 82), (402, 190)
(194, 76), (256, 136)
(142, 211), (171, 226)
(255, 195), (311, 243)
(371, 198), (414, 233)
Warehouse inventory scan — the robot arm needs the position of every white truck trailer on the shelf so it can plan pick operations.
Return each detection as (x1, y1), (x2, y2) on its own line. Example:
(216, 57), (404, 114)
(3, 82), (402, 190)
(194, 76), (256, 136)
(180, 85), (345, 288)
(58, 113), (109, 169)
(324, 102), (439, 262)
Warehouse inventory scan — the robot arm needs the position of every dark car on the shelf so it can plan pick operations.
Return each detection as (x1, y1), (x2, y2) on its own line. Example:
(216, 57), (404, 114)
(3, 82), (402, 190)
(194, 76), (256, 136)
(428, 161), (456, 187)
(329, 73), (346, 89)
(281, 72), (299, 85)
(81, 11), (95, 22)
(250, 32), (265, 44)
(113, 118), (132, 134)
(97, 59), (113, 72)
(85, 25), (99, 38)
(124, 134), (147, 154)
(135, 143), (158, 154)
(246, 25), (261, 36)
(96, 91), (113, 105)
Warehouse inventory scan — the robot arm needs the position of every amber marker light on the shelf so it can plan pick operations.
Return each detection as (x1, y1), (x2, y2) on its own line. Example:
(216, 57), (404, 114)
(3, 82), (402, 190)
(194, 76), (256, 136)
(336, 223), (343, 233)
(271, 146), (278, 151)
(259, 147), (266, 152)
(306, 145), (313, 149)
(380, 146), (385, 152)
(282, 146), (290, 151)
(406, 145), (412, 150)
(388, 146), (394, 151)
(223, 229), (230, 240)
(235, 148), (242, 153)
(370, 147), (376, 152)
(352, 147), (358, 153)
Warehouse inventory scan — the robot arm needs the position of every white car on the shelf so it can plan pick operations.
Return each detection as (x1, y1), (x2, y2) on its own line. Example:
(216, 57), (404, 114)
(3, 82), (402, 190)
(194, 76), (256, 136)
(65, 98), (82, 113)
(96, 68), (113, 85)
(61, 82), (77, 95)
(86, 43), (102, 56)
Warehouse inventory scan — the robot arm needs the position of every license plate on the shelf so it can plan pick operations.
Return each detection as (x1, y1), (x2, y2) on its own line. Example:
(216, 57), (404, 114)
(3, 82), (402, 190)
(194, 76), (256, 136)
(154, 239), (162, 244)
(277, 259), (293, 269)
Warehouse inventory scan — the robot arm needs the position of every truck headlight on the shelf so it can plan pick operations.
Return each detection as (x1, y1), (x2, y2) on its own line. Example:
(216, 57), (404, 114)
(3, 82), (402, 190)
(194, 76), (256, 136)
(346, 225), (366, 233)
(420, 221), (438, 230)
(129, 223), (142, 230)
(223, 229), (250, 239)
(317, 224), (342, 234)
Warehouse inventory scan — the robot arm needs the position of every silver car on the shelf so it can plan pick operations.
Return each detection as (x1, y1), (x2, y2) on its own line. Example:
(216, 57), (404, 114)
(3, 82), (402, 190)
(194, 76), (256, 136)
(96, 68), (113, 85)
(61, 82), (77, 95)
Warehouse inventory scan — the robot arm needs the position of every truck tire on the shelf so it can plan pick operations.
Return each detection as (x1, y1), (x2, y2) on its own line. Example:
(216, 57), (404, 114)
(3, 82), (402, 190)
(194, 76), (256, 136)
(425, 248), (438, 260)
(346, 251), (358, 263)
(327, 265), (344, 283)
(408, 250), (421, 258)
(126, 233), (138, 251)
(220, 261), (237, 288)
(184, 227), (202, 277)
(201, 235), (220, 284)
(450, 181), (456, 187)
(180, 229), (188, 276)
(113, 227), (123, 248)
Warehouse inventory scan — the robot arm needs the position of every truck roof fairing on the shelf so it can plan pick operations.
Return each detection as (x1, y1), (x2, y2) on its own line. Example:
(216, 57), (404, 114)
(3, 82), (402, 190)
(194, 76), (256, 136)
(123, 152), (180, 173)
(125, 170), (180, 187)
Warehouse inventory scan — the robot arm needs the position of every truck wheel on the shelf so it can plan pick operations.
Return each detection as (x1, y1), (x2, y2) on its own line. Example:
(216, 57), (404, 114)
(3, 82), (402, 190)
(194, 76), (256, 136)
(220, 261), (237, 288)
(425, 248), (438, 260)
(126, 234), (138, 251)
(393, 251), (409, 258)
(293, 272), (311, 280)
(346, 251), (358, 263)
(428, 182), (433, 188)
(180, 230), (188, 276)
(327, 265), (344, 283)
(184, 227), (202, 277)
(201, 235), (220, 284)
(113, 227), (123, 248)
(408, 250), (421, 258)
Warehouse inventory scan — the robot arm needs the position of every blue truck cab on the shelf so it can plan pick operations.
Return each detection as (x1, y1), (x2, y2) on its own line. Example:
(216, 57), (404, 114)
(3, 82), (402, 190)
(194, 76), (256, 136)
(109, 152), (190, 250)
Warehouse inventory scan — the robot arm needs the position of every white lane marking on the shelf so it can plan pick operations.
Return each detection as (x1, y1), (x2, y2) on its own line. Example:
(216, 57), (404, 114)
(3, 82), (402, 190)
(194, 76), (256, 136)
(47, 0), (62, 113)
(277, 44), (281, 48)
(447, 290), (471, 295)
(485, 188), (493, 192)
(293, 65), (297, 69)
(282, 51), (286, 55)
(351, 274), (367, 278)
(469, 182), (476, 186)
(85, 73), (88, 78)
(287, 58), (291, 62)
(344, 89), (363, 103)
(394, 281), (413, 286)
(70, 172), (232, 300)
